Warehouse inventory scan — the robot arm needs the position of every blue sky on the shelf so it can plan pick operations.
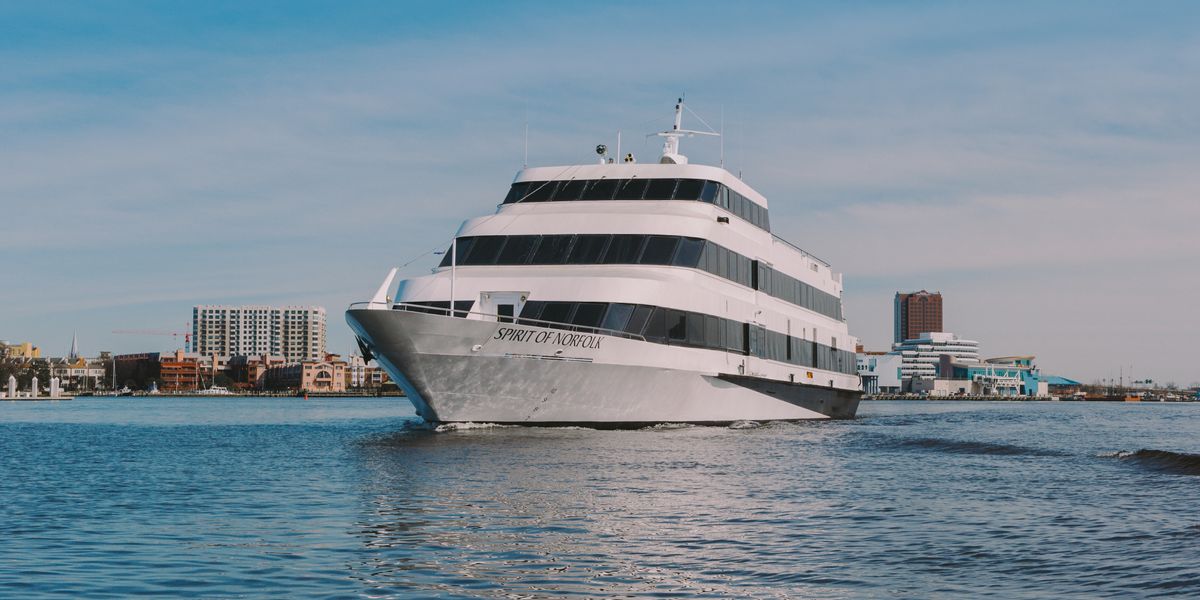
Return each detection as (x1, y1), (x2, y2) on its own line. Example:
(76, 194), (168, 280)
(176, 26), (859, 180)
(2, 1), (1198, 385)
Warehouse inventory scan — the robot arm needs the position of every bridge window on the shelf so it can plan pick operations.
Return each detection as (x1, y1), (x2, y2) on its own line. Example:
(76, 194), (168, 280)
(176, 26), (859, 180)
(568, 234), (610, 263)
(603, 234), (645, 264)
(496, 235), (538, 265)
(644, 178), (677, 200)
(555, 179), (586, 201)
(674, 178), (705, 200)
(583, 178), (618, 200)
(532, 234), (573, 264)
(616, 178), (647, 200)
(640, 236), (679, 265)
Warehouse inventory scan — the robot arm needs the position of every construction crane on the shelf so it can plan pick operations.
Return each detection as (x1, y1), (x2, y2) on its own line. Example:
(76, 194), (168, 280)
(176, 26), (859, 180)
(112, 329), (192, 348)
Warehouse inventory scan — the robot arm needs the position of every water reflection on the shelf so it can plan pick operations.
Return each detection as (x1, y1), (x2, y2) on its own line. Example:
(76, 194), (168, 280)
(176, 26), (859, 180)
(349, 423), (857, 597)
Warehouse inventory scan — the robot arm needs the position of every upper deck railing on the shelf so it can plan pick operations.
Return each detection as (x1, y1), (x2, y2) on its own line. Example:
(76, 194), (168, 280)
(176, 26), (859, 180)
(771, 234), (831, 268)
(349, 301), (647, 343)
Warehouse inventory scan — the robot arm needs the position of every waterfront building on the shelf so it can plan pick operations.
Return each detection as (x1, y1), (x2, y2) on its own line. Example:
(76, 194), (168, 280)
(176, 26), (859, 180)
(1, 341), (41, 359)
(856, 352), (904, 394)
(893, 331), (980, 385)
(48, 356), (108, 392)
(191, 305), (326, 363)
(45, 334), (111, 391)
(894, 290), (943, 344)
(346, 353), (367, 388)
(160, 350), (204, 392)
(114, 352), (163, 390)
(263, 356), (347, 392)
(226, 354), (288, 390)
(1041, 375), (1083, 396)
(912, 355), (1049, 397)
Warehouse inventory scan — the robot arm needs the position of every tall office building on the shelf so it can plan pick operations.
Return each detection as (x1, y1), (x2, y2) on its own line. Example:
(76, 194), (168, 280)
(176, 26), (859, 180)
(191, 305), (326, 362)
(894, 291), (943, 343)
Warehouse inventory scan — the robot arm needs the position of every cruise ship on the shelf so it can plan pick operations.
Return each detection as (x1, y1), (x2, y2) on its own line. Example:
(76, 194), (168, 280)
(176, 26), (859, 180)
(347, 100), (861, 425)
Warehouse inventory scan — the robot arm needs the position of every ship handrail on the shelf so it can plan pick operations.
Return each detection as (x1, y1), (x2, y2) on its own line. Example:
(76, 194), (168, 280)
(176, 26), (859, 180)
(367, 301), (648, 342)
(771, 234), (831, 268)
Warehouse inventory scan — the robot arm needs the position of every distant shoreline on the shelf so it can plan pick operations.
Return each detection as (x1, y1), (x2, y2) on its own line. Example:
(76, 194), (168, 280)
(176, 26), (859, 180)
(865, 395), (1196, 403)
(75, 391), (407, 399)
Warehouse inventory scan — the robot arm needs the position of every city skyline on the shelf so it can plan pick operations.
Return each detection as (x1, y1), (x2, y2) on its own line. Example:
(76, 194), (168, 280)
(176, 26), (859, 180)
(3, 2), (1199, 384)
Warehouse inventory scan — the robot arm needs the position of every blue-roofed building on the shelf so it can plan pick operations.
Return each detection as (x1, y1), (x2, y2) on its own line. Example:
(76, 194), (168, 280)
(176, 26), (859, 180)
(1040, 375), (1083, 396)
(911, 355), (1052, 397)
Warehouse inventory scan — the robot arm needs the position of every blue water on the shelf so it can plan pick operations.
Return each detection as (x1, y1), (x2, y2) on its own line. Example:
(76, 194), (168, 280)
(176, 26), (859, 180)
(2, 398), (1199, 598)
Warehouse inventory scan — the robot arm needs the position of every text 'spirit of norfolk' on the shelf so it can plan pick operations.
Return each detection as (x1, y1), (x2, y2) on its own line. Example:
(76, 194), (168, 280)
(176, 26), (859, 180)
(492, 327), (603, 349)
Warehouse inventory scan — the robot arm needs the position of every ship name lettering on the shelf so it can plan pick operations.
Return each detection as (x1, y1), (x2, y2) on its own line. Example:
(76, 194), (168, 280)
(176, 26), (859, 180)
(492, 327), (602, 349)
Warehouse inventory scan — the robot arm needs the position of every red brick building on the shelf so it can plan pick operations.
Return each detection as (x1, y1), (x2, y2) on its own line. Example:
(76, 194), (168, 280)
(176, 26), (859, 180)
(894, 291), (943, 343)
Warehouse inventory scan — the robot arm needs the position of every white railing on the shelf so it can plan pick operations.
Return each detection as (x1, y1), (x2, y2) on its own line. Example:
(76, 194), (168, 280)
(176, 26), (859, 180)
(352, 301), (647, 342)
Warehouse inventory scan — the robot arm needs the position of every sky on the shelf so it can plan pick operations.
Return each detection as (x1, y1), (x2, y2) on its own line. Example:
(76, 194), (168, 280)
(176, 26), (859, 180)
(1, 1), (1198, 385)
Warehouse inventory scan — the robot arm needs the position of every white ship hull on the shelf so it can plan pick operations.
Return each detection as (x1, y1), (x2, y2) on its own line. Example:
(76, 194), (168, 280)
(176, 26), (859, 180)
(347, 308), (860, 426)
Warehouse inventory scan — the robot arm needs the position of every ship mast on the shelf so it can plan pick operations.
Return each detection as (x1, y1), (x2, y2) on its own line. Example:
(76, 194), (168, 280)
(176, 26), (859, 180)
(654, 98), (719, 165)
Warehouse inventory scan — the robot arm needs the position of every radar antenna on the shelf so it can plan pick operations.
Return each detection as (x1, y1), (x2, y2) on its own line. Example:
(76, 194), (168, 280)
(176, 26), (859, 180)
(652, 97), (719, 165)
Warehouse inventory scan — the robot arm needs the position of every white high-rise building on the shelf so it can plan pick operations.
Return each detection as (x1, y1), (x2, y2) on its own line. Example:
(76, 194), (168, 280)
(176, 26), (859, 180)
(191, 305), (326, 362)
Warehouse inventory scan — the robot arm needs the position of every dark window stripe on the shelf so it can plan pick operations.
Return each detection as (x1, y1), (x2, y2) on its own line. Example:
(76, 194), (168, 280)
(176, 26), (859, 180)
(502, 178), (770, 232)
(439, 233), (843, 321)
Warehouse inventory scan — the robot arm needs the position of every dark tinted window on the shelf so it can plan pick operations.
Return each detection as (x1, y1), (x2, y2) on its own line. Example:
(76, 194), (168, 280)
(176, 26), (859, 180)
(602, 234), (645, 264)
(704, 315), (722, 349)
(673, 237), (704, 268)
(674, 179), (704, 200)
(601, 303), (635, 332)
(641, 307), (667, 343)
(666, 309), (687, 342)
(520, 300), (545, 320)
(439, 237), (475, 267)
(644, 178), (677, 200)
(718, 246), (732, 279)
(686, 311), (704, 346)
(504, 178), (768, 231)
(701, 242), (718, 274)
(624, 305), (653, 337)
(463, 236), (505, 265)
(532, 234), (573, 264)
(640, 236), (678, 265)
(727, 320), (744, 353)
(524, 181), (556, 202)
(571, 303), (606, 328)
(567, 234), (610, 264)
(497, 304), (515, 323)
(616, 178), (647, 200)
(582, 178), (618, 200)
(503, 182), (530, 204)
(539, 302), (573, 324)
(495, 235), (537, 265)
(555, 179), (586, 201)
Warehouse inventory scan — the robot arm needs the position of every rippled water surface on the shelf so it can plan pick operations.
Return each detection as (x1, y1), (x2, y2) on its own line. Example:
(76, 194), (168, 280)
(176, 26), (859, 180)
(3, 398), (1199, 598)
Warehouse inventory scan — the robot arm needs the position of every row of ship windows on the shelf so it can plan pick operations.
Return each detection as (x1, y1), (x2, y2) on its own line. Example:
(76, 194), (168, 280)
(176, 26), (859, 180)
(439, 233), (843, 321)
(503, 178), (771, 231)
(406, 300), (856, 375)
